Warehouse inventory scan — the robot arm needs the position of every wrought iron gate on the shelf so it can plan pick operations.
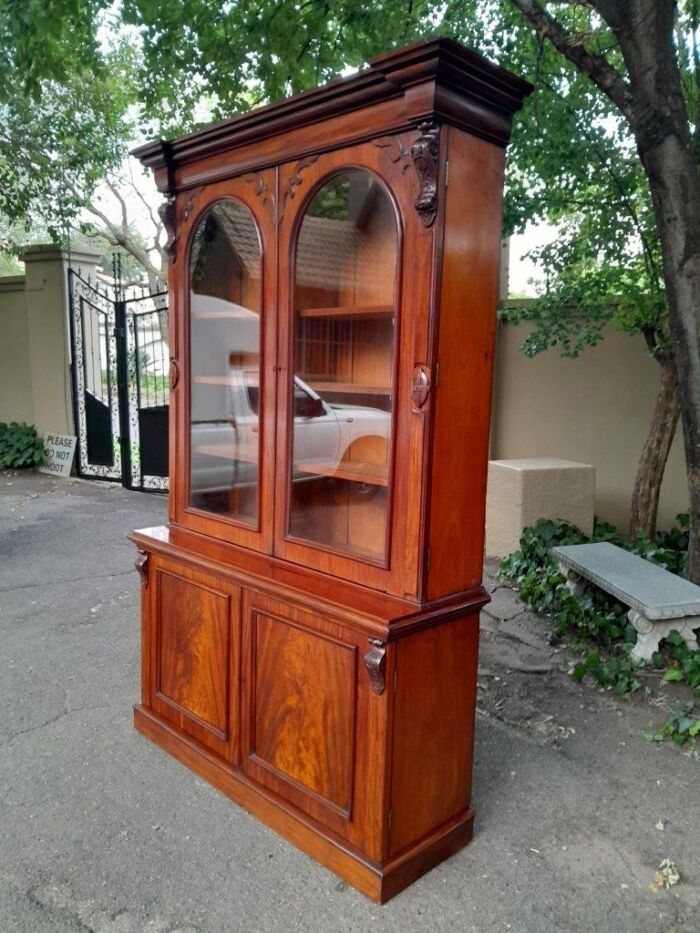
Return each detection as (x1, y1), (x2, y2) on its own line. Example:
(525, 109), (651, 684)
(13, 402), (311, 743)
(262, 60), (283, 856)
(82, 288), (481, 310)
(68, 265), (169, 491)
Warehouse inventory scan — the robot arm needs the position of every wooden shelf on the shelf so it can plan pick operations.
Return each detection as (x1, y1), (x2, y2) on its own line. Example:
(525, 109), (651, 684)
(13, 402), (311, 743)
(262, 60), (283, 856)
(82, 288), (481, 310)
(296, 459), (388, 486)
(297, 304), (394, 319)
(304, 380), (391, 396)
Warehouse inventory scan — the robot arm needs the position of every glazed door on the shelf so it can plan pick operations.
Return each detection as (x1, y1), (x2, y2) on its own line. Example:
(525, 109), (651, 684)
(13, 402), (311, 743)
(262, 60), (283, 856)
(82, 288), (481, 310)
(274, 138), (436, 597)
(171, 171), (277, 553)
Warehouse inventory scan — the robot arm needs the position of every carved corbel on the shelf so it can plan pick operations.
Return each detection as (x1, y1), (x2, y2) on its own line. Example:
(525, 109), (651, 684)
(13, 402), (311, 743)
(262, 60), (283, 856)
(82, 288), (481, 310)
(363, 638), (387, 695)
(410, 122), (440, 227)
(373, 123), (441, 227)
(134, 550), (149, 589)
(158, 193), (178, 264)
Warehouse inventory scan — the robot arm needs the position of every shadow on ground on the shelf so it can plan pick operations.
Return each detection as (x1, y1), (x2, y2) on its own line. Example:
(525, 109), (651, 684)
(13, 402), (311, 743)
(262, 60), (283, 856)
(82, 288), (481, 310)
(0, 471), (698, 932)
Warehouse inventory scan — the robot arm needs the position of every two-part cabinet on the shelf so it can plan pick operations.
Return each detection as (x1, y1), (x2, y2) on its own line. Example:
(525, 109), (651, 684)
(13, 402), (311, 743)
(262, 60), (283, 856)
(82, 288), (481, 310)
(132, 37), (530, 902)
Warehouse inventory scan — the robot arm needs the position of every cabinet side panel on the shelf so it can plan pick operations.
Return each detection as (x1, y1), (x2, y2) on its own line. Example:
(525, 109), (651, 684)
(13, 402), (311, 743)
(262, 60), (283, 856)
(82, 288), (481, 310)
(427, 129), (505, 599)
(389, 615), (479, 855)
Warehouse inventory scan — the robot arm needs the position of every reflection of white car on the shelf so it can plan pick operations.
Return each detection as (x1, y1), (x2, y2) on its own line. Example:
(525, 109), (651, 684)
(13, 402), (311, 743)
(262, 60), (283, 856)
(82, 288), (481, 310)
(189, 291), (391, 499)
(191, 374), (390, 496)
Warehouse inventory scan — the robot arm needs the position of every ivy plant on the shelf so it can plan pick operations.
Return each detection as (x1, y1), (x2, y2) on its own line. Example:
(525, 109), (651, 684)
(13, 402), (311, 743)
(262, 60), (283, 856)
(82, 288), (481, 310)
(0, 422), (44, 469)
(499, 516), (699, 745)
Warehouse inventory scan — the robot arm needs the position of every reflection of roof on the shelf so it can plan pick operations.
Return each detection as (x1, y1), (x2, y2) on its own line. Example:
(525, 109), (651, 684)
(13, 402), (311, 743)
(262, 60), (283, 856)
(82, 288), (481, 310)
(297, 217), (363, 289)
(193, 208), (383, 291)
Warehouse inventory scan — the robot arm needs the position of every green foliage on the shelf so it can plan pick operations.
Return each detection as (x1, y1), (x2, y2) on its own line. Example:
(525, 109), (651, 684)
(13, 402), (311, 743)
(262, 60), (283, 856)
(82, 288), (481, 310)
(0, 421), (44, 469)
(0, 17), (139, 248)
(500, 516), (700, 744)
(2, 0), (698, 341)
(645, 701), (700, 748)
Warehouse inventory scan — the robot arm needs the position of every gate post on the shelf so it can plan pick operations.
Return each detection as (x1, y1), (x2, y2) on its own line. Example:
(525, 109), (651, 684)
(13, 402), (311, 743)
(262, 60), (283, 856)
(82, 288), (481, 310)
(21, 245), (100, 436)
(114, 299), (133, 489)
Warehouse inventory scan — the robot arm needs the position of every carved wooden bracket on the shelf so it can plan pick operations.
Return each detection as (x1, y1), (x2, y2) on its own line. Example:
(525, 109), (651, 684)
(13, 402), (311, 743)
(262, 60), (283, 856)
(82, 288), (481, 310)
(411, 364), (431, 412)
(373, 123), (440, 227)
(134, 550), (149, 588)
(410, 122), (440, 227)
(279, 154), (319, 223)
(244, 172), (274, 209)
(363, 638), (387, 695)
(158, 193), (178, 264)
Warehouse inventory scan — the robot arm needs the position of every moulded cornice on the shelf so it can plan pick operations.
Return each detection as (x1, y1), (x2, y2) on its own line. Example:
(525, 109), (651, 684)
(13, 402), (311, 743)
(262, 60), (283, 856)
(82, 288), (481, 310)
(133, 37), (532, 182)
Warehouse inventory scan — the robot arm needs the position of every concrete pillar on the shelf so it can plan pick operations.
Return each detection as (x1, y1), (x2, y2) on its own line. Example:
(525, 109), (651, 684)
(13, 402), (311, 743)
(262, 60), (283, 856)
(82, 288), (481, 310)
(21, 244), (101, 436)
(485, 458), (596, 558)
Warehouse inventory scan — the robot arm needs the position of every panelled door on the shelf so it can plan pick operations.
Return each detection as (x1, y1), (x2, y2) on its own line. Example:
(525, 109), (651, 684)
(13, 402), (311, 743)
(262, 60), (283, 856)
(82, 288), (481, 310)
(273, 137), (435, 598)
(240, 589), (386, 857)
(171, 171), (278, 554)
(147, 554), (241, 762)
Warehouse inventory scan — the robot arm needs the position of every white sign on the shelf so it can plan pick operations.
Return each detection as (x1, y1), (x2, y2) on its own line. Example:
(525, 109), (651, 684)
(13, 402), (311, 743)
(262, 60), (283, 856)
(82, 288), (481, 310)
(38, 432), (77, 478)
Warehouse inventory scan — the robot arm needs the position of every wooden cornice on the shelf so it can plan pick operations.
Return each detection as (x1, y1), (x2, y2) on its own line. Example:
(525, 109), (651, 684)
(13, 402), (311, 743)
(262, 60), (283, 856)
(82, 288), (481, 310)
(133, 37), (532, 177)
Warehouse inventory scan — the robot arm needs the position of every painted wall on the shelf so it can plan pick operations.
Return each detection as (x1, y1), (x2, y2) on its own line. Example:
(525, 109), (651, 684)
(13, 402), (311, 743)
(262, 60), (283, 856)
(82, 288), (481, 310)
(0, 277), (33, 424)
(491, 319), (688, 531)
(0, 245), (100, 436)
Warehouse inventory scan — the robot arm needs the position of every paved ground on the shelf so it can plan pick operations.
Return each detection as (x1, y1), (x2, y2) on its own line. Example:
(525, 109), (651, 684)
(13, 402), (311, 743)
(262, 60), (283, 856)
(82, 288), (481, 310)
(1, 471), (698, 933)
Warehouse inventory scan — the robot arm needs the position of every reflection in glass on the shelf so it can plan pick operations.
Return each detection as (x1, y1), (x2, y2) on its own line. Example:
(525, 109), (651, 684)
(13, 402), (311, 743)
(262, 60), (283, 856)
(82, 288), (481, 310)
(189, 200), (261, 523)
(288, 171), (398, 560)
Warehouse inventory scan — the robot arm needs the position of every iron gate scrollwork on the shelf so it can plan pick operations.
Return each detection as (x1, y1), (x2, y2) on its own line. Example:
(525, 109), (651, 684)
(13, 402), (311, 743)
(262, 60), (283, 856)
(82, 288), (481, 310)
(68, 264), (169, 492)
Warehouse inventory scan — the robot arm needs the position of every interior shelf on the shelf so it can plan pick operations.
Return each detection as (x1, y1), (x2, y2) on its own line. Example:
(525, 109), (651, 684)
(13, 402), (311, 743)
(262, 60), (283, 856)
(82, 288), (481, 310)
(296, 459), (389, 486)
(304, 380), (391, 396)
(297, 304), (394, 319)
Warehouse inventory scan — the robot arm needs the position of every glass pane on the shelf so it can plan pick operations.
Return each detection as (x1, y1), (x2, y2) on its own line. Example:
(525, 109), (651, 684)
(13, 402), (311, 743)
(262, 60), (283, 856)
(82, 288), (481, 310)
(189, 200), (262, 524)
(288, 171), (397, 560)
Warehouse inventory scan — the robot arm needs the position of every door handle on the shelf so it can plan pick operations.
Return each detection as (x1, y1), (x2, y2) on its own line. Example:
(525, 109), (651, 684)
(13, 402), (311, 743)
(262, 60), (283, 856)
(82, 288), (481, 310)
(411, 364), (431, 412)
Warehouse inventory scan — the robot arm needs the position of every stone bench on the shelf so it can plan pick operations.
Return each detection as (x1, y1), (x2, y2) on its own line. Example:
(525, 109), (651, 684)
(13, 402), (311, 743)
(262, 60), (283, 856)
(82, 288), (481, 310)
(553, 542), (700, 663)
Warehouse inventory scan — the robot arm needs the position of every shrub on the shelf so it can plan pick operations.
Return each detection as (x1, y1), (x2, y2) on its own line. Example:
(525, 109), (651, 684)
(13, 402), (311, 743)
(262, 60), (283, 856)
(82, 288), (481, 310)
(0, 421), (44, 469)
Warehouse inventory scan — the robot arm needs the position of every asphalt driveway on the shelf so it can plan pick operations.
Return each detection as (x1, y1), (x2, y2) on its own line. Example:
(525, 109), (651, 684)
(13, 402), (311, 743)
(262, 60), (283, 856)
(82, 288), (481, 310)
(1, 471), (698, 932)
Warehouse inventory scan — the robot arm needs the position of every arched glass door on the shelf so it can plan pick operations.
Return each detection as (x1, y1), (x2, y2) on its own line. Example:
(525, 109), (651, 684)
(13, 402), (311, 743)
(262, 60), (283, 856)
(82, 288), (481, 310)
(285, 169), (399, 562)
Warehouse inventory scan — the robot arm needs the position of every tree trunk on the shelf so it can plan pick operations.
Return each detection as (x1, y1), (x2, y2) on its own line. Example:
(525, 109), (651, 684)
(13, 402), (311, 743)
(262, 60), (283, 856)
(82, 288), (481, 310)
(629, 356), (681, 539)
(595, 0), (700, 581)
(642, 140), (700, 581)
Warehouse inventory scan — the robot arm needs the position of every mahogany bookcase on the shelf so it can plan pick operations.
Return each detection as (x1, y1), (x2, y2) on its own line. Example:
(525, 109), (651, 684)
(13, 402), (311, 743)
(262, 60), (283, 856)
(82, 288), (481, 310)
(131, 37), (531, 902)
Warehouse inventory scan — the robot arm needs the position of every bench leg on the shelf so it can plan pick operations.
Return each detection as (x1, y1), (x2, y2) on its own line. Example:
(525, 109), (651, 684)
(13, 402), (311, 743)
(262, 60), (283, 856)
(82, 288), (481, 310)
(679, 617), (700, 653)
(629, 611), (700, 663)
(557, 561), (587, 598)
(628, 611), (660, 663)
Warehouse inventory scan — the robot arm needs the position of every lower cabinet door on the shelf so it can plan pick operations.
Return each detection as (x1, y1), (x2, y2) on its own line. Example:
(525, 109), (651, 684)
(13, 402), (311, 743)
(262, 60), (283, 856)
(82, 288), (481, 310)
(148, 555), (239, 762)
(241, 590), (384, 848)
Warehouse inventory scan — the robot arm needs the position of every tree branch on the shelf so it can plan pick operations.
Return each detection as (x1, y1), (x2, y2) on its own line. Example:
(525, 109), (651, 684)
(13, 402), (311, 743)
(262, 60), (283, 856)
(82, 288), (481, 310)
(81, 197), (165, 286)
(509, 0), (634, 121)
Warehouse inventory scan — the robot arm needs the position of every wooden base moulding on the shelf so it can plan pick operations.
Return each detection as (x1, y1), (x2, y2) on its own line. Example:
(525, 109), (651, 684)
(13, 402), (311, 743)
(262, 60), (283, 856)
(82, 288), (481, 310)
(134, 705), (475, 903)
